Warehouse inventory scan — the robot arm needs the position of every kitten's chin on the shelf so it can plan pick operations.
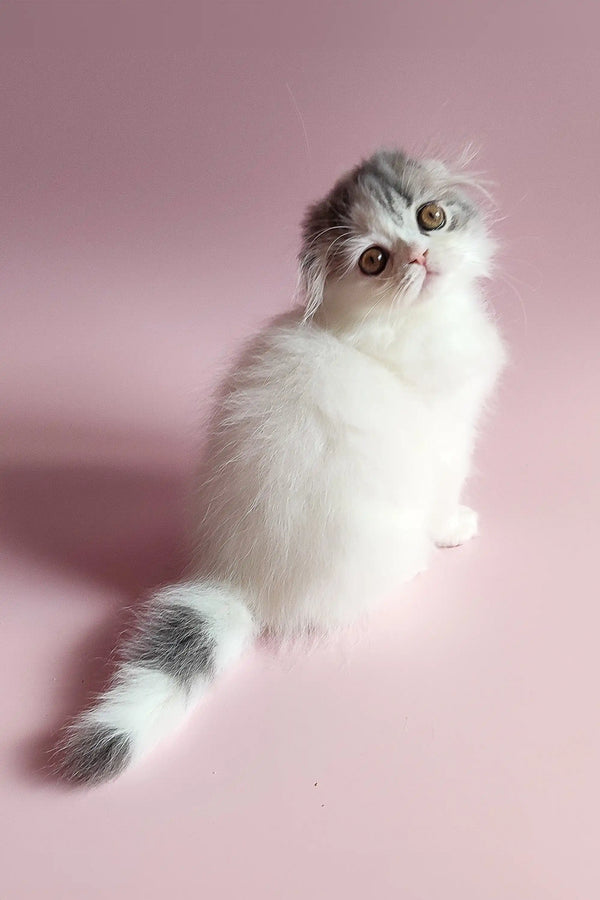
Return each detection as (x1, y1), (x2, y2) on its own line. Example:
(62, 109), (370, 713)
(402, 281), (425, 306)
(419, 266), (472, 297)
(400, 268), (430, 305)
(418, 270), (442, 298)
(404, 264), (447, 304)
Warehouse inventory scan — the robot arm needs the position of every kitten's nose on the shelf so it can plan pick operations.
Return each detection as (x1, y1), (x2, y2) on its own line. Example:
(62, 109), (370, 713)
(409, 249), (428, 267)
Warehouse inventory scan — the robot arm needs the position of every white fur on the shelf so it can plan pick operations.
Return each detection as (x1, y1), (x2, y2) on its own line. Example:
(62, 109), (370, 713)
(194, 280), (506, 633)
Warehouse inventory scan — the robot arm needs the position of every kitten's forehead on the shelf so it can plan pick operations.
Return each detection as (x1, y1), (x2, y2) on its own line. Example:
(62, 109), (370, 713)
(349, 151), (456, 228)
(326, 151), (419, 233)
(304, 150), (474, 244)
(358, 151), (421, 210)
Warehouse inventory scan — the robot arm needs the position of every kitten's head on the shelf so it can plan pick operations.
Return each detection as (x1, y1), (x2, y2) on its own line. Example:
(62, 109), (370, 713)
(299, 149), (494, 322)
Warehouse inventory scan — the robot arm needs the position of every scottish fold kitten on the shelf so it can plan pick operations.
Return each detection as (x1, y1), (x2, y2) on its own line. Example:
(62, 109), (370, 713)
(58, 149), (507, 784)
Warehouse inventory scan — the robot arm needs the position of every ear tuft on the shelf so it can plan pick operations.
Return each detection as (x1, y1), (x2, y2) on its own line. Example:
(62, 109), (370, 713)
(298, 249), (327, 320)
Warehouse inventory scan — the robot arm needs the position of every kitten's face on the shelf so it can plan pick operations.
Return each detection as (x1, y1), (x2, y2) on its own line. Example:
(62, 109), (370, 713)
(300, 150), (494, 321)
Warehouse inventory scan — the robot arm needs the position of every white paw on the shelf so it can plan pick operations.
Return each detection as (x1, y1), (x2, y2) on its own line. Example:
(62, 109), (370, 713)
(433, 505), (479, 548)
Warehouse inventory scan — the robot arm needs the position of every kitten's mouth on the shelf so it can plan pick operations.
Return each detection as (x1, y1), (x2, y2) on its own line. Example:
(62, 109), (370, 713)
(407, 264), (439, 295)
(408, 261), (437, 279)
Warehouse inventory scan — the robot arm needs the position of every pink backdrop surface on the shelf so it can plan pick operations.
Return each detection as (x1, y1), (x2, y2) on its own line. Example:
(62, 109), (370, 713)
(2, 2), (600, 898)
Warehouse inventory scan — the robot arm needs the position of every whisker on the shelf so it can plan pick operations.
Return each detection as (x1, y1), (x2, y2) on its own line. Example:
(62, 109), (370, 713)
(495, 272), (529, 332)
(304, 225), (350, 248)
(285, 82), (311, 162)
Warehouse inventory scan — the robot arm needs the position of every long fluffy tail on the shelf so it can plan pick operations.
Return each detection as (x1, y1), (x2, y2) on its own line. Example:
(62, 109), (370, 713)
(57, 580), (256, 786)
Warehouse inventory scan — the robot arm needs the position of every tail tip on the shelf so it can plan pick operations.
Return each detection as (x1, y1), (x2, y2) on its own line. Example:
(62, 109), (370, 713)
(57, 723), (133, 786)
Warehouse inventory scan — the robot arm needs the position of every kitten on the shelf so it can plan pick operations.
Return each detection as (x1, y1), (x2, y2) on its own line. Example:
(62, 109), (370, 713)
(57, 149), (507, 785)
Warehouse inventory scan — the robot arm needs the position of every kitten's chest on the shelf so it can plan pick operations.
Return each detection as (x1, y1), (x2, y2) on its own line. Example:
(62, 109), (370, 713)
(390, 306), (504, 395)
(330, 358), (433, 462)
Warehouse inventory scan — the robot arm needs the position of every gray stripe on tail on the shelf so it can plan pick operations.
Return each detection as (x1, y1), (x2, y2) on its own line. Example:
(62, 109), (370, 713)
(128, 604), (216, 689)
(59, 723), (132, 785)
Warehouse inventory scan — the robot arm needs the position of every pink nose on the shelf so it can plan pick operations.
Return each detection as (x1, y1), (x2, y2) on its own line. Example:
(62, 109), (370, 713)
(409, 249), (428, 266)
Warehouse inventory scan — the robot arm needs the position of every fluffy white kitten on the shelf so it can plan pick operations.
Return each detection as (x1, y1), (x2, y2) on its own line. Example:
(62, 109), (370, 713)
(58, 149), (507, 784)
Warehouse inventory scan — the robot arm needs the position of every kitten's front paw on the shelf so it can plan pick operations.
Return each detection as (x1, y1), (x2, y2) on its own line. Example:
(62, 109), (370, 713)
(433, 505), (479, 548)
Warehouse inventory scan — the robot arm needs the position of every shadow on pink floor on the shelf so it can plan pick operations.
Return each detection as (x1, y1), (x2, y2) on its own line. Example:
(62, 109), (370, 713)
(1, 456), (189, 784)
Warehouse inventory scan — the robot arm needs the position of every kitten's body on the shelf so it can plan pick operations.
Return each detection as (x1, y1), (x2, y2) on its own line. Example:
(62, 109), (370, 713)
(195, 290), (503, 633)
(58, 150), (507, 784)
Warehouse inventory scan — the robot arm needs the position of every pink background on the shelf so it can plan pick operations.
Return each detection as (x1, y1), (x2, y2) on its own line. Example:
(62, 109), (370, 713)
(2, 2), (600, 898)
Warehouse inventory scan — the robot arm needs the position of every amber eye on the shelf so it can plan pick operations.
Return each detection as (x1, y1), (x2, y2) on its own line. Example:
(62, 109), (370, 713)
(416, 202), (447, 231)
(358, 245), (389, 276)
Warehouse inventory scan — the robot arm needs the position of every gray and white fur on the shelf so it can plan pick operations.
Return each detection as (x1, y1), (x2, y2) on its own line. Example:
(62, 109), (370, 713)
(57, 149), (507, 784)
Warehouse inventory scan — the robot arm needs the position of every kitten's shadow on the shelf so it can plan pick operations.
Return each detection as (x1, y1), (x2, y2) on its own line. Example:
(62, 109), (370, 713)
(1, 456), (189, 783)
(1, 460), (188, 595)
